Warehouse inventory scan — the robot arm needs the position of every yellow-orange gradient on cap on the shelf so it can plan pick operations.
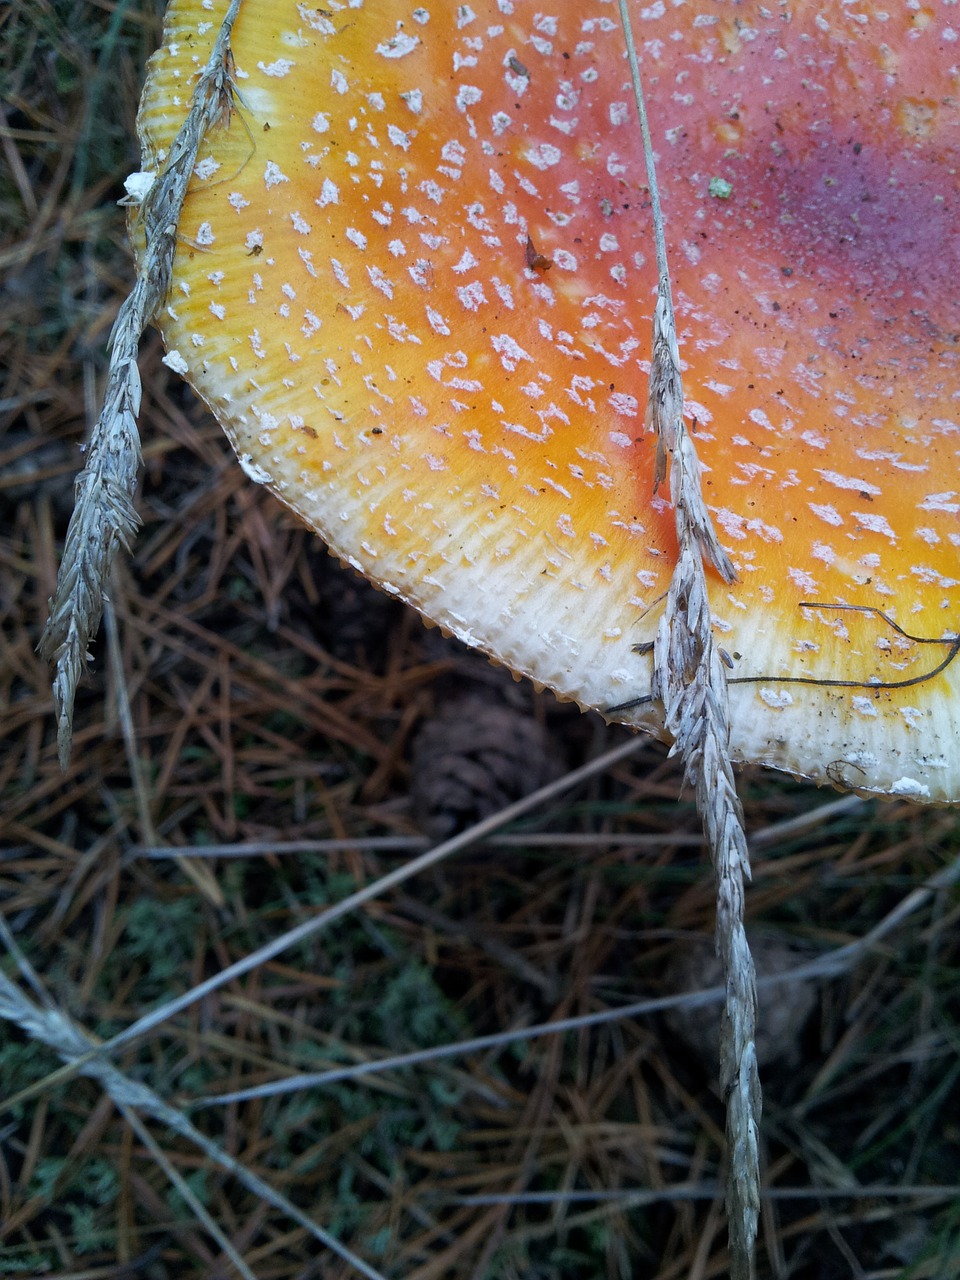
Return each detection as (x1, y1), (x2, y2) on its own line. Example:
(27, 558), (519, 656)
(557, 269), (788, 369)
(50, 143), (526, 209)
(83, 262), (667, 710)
(137, 1), (960, 802)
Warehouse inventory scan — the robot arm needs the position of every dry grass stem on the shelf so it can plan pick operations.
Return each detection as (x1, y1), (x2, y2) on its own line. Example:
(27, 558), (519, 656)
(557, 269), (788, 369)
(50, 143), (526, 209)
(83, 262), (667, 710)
(186, 837), (960, 1121)
(618, 5), (759, 1276)
(0, 925), (387, 1280)
(39, 0), (245, 769)
(4, 733), (646, 1115)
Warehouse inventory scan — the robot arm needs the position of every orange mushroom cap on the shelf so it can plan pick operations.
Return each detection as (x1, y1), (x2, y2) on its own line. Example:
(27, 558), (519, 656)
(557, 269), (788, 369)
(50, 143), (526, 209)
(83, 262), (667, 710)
(136, 1), (960, 803)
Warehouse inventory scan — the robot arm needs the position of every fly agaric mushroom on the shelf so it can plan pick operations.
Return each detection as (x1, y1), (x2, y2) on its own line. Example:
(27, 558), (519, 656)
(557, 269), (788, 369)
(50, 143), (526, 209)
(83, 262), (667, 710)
(134, 0), (960, 807)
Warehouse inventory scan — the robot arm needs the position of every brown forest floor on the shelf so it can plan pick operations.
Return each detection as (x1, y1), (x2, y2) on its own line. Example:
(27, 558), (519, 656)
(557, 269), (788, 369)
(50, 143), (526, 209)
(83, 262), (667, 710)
(2, 3), (960, 1278)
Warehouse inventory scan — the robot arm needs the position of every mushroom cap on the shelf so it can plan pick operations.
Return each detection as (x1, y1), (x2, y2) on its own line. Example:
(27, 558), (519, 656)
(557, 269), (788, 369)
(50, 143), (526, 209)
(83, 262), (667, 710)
(137, 1), (960, 803)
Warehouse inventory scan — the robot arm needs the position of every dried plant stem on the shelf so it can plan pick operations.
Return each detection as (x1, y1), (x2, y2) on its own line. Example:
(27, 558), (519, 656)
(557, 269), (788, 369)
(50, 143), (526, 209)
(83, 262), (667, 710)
(105, 589), (224, 906)
(0, 921), (388, 1280)
(1, 734), (646, 1115)
(40, 0), (245, 769)
(617, 4), (760, 1277)
(193, 838), (960, 1106)
(118, 1106), (259, 1280)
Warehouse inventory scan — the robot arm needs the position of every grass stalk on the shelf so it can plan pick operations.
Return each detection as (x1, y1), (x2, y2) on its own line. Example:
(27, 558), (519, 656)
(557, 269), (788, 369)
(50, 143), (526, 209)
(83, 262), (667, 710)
(617, 4), (760, 1275)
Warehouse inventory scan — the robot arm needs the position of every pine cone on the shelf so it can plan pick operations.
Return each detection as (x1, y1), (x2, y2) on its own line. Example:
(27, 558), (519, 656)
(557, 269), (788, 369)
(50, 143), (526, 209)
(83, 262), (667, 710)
(664, 933), (818, 1072)
(411, 695), (561, 841)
